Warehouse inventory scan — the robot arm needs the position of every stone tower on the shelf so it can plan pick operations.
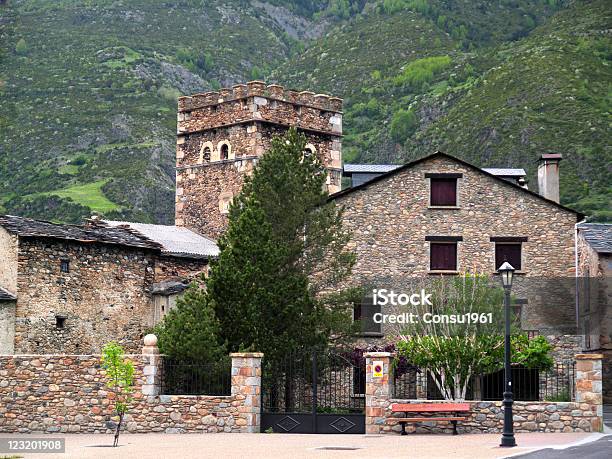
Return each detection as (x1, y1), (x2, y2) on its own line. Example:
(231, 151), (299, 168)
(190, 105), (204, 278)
(175, 81), (343, 239)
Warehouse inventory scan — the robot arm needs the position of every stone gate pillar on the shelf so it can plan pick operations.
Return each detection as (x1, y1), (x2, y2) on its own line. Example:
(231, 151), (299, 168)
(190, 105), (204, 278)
(365, 352), (392, 434)
(575, 353), (603, 432)
(231, 352), (263, 433)
(141, 334), (161, 396)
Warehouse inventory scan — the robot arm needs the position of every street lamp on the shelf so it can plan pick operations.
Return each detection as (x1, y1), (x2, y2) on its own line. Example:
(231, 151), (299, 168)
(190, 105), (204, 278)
(498, 261), (516, 447)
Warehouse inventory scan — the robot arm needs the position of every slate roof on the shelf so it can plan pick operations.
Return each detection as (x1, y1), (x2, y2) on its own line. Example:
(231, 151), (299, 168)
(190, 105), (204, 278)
(0, 215), (162, 250)
(332, 151), (584, 219)
(345, 165), (526, 178)
(150, 280), (190, 296)
(578, 223), (612, 254)
(104, 221), (219, 259)
(481, 168), (526, 177)
(0, 286), (16, 301)
(343, 164), (401, 174)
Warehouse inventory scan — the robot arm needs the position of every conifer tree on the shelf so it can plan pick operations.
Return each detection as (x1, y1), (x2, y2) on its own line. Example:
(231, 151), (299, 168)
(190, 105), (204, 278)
(157, 128), (358, 366)
(208, 128), (357, 365)
(155, 284), (226, 362)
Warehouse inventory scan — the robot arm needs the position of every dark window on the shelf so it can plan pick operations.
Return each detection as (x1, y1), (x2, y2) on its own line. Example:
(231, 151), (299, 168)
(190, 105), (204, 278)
(430, 243), (457, 271)
(220, 144), (229, 160)
(353, 365), (366, 395)
(203, 147), (211, 162)
(55, 316), (66, 329)
(430, 178), (457, 206)
(495, 243), (521, 270)
(60, 259), (70, 273)
(353, 296), (381, 335)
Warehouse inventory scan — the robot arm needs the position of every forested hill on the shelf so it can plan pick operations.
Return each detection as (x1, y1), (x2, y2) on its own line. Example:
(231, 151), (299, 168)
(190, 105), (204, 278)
(1, 0), (609, 223)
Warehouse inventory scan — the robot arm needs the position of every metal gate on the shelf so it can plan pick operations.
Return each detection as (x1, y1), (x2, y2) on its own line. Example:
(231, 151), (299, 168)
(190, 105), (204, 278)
(261, 349), (365, 434)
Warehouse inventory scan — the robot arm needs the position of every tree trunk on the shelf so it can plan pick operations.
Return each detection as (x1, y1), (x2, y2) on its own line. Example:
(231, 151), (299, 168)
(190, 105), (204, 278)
(113, 412), (124, 447)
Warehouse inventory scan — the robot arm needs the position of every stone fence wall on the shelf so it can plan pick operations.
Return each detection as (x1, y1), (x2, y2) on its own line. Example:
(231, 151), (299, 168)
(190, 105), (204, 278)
(365, 352), (603, 435)
(0, 337), (262, 434)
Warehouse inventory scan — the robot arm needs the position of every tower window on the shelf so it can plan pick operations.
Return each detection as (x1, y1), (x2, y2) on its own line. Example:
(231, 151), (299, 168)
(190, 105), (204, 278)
(203, 147), (211, 162)
(220, 144), (229, 160)
(60, 259), (70, 273)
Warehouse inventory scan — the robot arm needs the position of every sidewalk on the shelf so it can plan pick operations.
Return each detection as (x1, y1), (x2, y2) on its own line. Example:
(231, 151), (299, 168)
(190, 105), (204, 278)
(0, 432), (602, 459)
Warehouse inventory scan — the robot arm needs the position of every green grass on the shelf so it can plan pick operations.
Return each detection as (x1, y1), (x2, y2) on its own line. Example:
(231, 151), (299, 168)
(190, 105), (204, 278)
(37, 180), (119, 213)
(58, 164), (80, 175)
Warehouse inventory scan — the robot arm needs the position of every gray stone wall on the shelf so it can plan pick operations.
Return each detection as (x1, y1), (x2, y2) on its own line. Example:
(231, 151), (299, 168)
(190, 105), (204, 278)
(0, 344), (262, 434)
(0, 301), (15, 354)
(13, 238), (156, 354)
(0, 227), (18, 292)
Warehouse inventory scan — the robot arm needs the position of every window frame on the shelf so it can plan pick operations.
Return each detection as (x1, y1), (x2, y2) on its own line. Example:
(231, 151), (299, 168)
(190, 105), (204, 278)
(353, 296), (383, 337)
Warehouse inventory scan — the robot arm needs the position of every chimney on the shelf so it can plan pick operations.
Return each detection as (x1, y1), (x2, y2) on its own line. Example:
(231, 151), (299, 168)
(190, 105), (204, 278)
(537, 154), (562, 203)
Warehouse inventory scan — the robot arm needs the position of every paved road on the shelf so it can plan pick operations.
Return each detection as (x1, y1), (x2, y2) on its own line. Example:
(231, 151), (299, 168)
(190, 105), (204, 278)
(511, 435), (612, 459)
(605, 405), (612, 431)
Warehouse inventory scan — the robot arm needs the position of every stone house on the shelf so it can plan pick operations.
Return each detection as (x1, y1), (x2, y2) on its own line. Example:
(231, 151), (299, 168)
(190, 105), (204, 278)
(0, 215), (218, 354)
(576, 223), (611, 402)
(332, 151), (585, 358)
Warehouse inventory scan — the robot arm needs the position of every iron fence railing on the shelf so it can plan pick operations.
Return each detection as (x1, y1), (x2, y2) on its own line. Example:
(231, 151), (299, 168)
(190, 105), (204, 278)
(261, 350), (365, 414)
(160, 358), (231, 396)
(393, 362), (575, 402)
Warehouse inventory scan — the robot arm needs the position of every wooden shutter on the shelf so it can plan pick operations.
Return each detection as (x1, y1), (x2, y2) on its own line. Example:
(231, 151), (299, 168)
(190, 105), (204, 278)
(495, 244), (521, 270)
(430, 178), (457, 206)
(430, 243), (457, 270)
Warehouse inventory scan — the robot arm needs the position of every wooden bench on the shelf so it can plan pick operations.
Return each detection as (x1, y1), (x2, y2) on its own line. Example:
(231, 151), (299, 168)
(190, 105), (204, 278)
(391, 403), (470, 436)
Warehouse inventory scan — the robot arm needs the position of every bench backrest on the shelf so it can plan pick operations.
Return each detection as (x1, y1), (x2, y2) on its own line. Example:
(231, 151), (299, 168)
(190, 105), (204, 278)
(391, 403), (470, 413)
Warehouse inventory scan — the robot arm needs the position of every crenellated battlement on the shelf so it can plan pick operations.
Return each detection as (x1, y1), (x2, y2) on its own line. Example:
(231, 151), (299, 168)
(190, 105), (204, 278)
(178, 81), (343, 114)
(175, 82), (343, 239)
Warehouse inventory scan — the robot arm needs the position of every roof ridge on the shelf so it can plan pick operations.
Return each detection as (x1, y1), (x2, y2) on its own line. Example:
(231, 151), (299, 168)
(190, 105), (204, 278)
(331, 151), (584, 219)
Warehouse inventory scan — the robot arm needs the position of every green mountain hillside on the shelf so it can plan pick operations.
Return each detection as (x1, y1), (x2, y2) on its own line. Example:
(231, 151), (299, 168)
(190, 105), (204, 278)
(1, 0), (610, 223)
(276, 0), (611, 220)
(0, 0), (316, 223)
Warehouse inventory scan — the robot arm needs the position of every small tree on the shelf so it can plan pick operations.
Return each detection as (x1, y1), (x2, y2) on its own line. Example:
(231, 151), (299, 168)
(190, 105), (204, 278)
(101, 342), (135, 447)
(154, 283), (227, 362)
(15, 38), (27, 56)
(396, 273), (506, 400)
(395, 274), (553, 400)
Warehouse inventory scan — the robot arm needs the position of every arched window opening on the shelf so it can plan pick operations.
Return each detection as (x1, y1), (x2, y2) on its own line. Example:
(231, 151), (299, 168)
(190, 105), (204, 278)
(203, 147), (211, 162)
(220, 144), (229, 160)
(303, 146), (315, 157)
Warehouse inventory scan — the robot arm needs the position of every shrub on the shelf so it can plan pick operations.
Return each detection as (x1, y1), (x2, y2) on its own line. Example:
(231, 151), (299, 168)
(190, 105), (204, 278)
(393, 55), (452, 91)
(15, 38), (27, 56)
(389, 109), (418, 143)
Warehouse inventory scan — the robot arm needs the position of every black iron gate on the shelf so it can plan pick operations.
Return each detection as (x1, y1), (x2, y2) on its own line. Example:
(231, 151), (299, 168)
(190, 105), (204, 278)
(261, 350), (365, 434)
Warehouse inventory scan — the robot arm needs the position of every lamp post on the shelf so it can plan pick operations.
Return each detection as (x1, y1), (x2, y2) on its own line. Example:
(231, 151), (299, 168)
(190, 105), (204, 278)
(498, 262), (516, 447)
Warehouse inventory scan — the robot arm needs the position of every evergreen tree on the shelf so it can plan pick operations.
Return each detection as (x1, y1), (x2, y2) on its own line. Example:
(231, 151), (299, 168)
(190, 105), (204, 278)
(156, 128), (358, 366)
(155, 284), (226, 362)
(209, 128), (358, 365)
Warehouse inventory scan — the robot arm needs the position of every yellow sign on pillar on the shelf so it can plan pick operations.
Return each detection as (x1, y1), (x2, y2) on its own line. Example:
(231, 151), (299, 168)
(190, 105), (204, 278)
(373, 360), (383, 378)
